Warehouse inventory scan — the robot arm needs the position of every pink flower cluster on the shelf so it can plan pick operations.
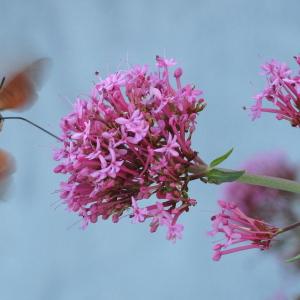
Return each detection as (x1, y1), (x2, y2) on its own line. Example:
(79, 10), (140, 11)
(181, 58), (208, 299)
(222, 152), (297, 222)
(251, 55), (300, 127)
(54, 56), (205, 241)
(222, 152), (300, 269)
(209, 200), (279, 261)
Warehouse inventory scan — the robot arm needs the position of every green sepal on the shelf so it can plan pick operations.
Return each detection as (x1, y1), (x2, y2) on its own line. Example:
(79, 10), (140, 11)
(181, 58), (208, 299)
(286, 253), (300, 263)
(209, 148), (234, 168)
(206, 168), (245, 185)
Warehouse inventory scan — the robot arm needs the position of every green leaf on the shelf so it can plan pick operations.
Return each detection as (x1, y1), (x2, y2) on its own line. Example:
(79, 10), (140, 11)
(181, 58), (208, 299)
(209, 148), (234, 168)
(286, 253), (300, 263)
(206, 168), (245, 185)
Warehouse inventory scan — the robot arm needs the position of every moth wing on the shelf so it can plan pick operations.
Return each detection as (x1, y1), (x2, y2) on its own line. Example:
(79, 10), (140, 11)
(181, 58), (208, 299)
(0, 58), (51, 111)
(0, 149), (15, 201)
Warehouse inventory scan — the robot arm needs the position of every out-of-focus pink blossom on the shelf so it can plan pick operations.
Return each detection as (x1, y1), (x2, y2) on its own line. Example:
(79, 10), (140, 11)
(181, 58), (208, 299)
(54, 56), (205, 241)
(222, 151), (297, 222)
(251, 56), (300, 127)
(222, 152), (300, 272)
(209, 200), (279, 261)
(266, 290), (289, 300)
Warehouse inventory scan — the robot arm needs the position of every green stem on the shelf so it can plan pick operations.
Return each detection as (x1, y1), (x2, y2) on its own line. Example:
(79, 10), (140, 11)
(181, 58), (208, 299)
(219, 168), (300, 194)
(277, 221), (300, 235)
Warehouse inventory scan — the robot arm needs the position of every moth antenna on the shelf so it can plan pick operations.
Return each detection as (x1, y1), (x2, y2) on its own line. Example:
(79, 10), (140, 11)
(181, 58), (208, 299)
(0, 116), (63, 142)
(0, 77), (5, 89)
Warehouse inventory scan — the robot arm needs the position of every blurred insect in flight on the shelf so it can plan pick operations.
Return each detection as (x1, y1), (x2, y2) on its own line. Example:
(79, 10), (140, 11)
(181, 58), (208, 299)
(0, 58), (59, 199)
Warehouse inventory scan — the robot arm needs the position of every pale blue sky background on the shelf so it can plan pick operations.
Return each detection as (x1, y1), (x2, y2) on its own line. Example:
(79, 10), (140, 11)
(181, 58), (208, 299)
(0, 1), (299, 299)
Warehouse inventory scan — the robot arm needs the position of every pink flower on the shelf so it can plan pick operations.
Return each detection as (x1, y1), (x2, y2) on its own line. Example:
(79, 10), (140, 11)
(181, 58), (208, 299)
(166, 223), (184, 242)
(116, 109), (149, 144)
(54, 56), (206, 241)
(250, 55), (300, 127)
(154, 133), (180, 157)
(95, 72), (126, 91)
(250, 94), (263, 120)
(210, 200), (279, 261)
(260, 59), (291, 85)
(131, 197), (148, 223)
(156, 55), (177, 68)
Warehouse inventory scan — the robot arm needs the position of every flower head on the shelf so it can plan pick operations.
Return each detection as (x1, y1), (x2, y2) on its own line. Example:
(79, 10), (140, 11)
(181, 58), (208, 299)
(250, 55), (300, 127)
(209, 200), (279, 261)
(54, 56), (205, 241)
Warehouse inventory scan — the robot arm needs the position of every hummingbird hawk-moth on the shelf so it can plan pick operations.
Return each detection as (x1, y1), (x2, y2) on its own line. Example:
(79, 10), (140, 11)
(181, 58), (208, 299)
(0, 58), (51, 199)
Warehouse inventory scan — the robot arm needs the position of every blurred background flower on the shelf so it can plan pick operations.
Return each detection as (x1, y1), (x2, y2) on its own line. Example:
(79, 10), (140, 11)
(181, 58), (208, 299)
(221, 151), (300, 273)
(222, 151), (298, 223)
